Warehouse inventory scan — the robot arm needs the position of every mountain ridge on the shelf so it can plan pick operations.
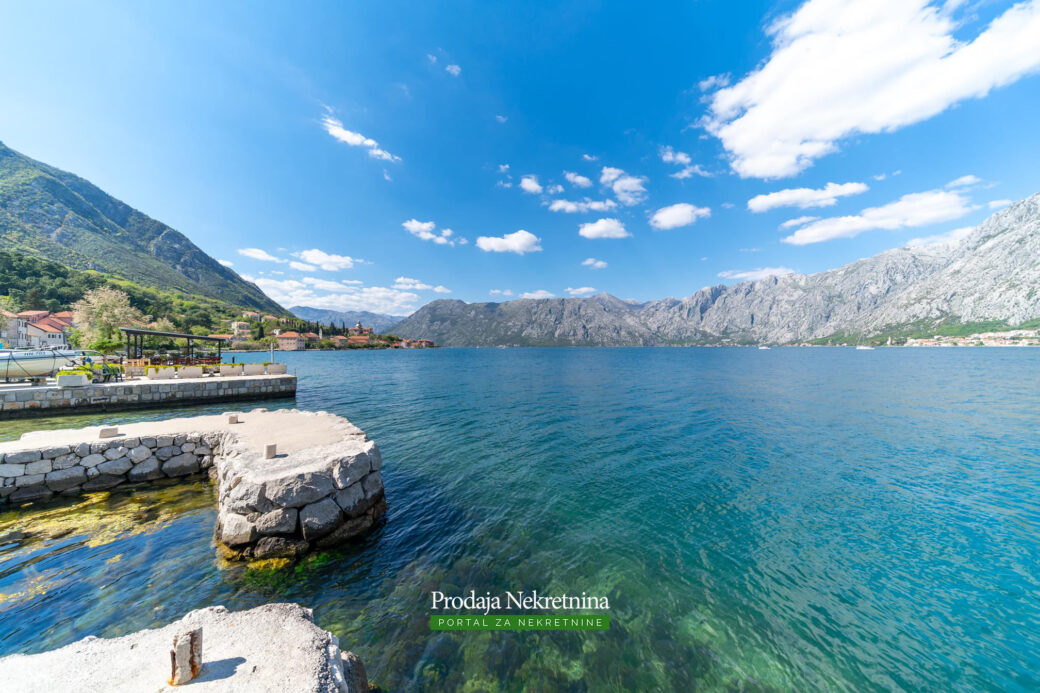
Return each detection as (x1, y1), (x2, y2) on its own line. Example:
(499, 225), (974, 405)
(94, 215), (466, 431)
(0, 141), (284, 314)
(289, 306), (404, 333)
(392, 193), (1040, 346)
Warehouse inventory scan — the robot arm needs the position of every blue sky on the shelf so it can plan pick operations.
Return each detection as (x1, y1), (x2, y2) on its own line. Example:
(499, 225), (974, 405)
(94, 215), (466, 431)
(2, 0), (1039, 315)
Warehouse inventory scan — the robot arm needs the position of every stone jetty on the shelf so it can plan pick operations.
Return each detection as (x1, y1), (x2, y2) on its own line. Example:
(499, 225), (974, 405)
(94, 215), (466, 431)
(0, 603), (369, 692)
(0, 409), (386, 558)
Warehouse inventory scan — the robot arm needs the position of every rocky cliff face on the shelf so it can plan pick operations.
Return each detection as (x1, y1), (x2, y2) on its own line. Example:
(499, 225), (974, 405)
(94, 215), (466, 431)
(393, 193), (1040, 345)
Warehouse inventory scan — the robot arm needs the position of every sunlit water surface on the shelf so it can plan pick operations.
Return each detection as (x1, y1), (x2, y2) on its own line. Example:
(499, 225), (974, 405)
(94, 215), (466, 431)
(1, 348), (1038, 691)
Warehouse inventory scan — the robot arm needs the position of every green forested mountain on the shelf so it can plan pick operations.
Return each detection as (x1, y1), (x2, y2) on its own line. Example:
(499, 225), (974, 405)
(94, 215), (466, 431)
(0, 141), (283, 314)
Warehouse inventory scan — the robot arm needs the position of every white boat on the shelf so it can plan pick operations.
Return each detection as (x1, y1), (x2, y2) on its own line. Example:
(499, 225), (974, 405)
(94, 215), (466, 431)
(855, 345), (875, 350)
(758, 346), (770, 350)
(0, 349), (103, 380)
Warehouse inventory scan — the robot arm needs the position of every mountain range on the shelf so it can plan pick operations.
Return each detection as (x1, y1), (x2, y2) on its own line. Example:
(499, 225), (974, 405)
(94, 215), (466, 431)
(0, 141), (283, 314)
(289, 306), (404, 333)
(392, 193), (1040, 346)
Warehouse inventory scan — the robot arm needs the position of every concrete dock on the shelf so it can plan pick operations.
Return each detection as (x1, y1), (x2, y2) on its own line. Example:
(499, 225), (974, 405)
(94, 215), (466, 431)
(0, 374), (296, 419)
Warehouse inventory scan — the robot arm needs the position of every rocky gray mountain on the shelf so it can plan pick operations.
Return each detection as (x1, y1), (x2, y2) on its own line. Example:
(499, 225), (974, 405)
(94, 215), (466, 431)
(392, 193), (1040, 346)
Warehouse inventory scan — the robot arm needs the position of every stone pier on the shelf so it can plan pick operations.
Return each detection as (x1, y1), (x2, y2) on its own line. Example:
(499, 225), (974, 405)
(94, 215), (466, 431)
(0, 603), (369, 692)
(0, 409), (386, 559)
(0, 374), (297, 419)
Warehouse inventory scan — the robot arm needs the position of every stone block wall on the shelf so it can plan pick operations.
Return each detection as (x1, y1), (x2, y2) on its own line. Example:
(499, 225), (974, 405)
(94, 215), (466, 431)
(0, 433), (220, 505)
(0, 374), (296, 419)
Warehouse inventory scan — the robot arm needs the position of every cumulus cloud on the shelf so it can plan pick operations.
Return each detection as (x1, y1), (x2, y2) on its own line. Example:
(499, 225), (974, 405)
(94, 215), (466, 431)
(498, 164), (510, 173)
(393, 277), (451, 293)
(302, 276), (361, 292)
(250, 277), (419, 314)
(582, 154), (598, 162)
(781, 188), (977, 245)
(905, 226), (975, 247)
(649, 203), (711, 230)
(582, 257), (608, 269)
(445, 64), (461, 76)
(702, 0), (1040, 178)
(698, 73), (730, 91)
(946, 174), (982, 189)
(476, 229), (542, 254)
(546, 184), (564, 195)
(779, 215), (820, 229)
(599, 167), (648, 206)
(218, 259), (233, 267)
(548, 198), (618, 213)
(659, 146), (712, 179)
(294, 249), (359, 271)
(564, 171), (593, 188)
(566, 286), (598, 296)
(748, 182), (869, 212)
(289, 261), (317, 272)
(402, 219), (461, 246)
(579, 218), (630, 239)
(520, 175), (543, 194)
(238, 248), (282, 262)
(718, 267), (796, 281)
(520, 289), (555, 299)
(321, 112), (401, 163)
(988, 199), (1012, 209)
(489, 289), (514, 296)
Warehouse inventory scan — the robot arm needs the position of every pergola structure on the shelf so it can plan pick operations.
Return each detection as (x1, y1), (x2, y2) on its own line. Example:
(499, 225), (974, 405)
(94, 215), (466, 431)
(119, 327), (226, 364)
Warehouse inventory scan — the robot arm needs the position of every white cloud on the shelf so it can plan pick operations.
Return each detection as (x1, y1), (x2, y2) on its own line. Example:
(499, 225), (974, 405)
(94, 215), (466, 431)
(496, 115), (507, 123)
(445, 64), (461, 76)
(289, 261), (317, 272)
(238, 248), (282, 263)
(302, 276), (360, 292)
(698, 73), (730, 91)
(548, 198), (618, 213)
(498, 164), (510, 173)
(660, 146), (692, 166)
(718, 267), (796, 281)
(566, 286), (598, 296)
(218, 259), (233, 267)
(703, 0), (1040, 178)
(599, 167), (648, 206)
(520, 289), (555, 299)
(496, 180), (513, 189)
(564, 171), (593, 188)
(649, 203), (711, 230)
(294, 249), (359, 271)
(779, 215), (820, 229)
(427, 54), (437, 63)
(988, 199), (1012, 209)
(582, 257), (608, 269)
(489, 289), (514, 296)
(476, 229), (542, 254)
(383, 169), (392, 182)
(402, 219), (459, 246)
(582, 153), (598, 161)
(321, 112), (401, 163)
(946, 174), (982, 188)
(579, 218), (630, 239)
(660, 146), (712, 179)
(393, 277), (452, 293)
(782, 188), (977, 245)
(251, 277), (419, 315)
(520, 175), (543, 194)
(905, 226), (975, 247)
(748, 182), (869, 212)
(546, 184), (564, 195)
(739, 247), (761, 253)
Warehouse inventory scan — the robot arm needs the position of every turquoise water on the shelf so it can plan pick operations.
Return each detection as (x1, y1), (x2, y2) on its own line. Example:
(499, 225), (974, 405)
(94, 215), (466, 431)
(2, 348), (1039, 691)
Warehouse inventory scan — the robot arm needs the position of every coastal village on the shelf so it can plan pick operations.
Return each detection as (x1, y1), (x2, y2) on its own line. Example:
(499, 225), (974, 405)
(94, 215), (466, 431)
(1, 307), (434, 351)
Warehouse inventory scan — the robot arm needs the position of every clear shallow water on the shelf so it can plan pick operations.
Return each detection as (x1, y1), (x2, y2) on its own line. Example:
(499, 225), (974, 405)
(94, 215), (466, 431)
(2, 348), (1039, 691)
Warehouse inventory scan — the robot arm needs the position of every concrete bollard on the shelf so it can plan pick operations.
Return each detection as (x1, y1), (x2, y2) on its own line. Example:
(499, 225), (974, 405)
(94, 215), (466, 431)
(98, 427), (119, 439)
(264, 443), (277, 459)
(227, 414), (239, 424)
(169, 627), (203, 685)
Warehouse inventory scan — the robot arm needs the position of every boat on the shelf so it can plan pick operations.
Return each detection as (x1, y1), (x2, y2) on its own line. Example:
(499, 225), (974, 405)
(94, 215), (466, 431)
(0, 348), (105, 380)
(758, 346), (770, 350)
(855, 345), (875, 350)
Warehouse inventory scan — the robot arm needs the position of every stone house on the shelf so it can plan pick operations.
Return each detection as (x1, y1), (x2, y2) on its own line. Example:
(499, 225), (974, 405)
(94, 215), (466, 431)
(27, 321), (67, 348)
(0, 310), (28, 348)
(277, 331), (306, 351)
